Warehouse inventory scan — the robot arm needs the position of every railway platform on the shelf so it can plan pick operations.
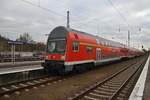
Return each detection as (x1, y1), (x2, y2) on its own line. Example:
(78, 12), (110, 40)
(0, 61), (44, 75)
(0, 65), (43, 75)
(0, 60), (43, 68)
(129, 55), (150, 100)
(143, 55), (150, 100)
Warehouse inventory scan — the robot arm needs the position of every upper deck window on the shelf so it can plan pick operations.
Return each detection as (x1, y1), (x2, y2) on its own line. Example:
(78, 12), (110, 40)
(72, 41), (79, 52)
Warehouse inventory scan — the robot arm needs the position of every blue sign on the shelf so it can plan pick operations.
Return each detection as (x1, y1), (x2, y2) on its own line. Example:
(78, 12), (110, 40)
(8, 40), (23, 45)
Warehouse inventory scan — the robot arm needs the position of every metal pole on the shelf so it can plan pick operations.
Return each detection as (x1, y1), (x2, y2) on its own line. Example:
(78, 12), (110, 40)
(128, 30), (130, 47)
(67, 11), (70, 28)
(11, 44), (13, 63)
(139, 27), (141, 49)
(14, 44), (15, 63)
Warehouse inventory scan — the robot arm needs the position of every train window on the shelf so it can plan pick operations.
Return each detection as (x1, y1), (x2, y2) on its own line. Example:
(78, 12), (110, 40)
(48, 42), (56, 52)
(86, 46), (93, 53)
(105, 54), (108, 58)
(72, 41), (79, 52)
(48, 40), (66, 54)
(101, 53), (105, 59)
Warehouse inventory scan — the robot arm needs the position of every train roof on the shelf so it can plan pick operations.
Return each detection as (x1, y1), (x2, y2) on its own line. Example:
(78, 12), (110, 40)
(57, 26), (126, 48)
(49, 26), (141, 51)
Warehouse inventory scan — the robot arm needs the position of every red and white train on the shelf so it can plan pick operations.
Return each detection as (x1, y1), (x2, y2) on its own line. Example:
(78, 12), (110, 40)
(42, 26), (143, 73)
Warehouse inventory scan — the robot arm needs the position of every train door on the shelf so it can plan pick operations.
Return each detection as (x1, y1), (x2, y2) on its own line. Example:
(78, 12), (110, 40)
(96, 48), (101, 61)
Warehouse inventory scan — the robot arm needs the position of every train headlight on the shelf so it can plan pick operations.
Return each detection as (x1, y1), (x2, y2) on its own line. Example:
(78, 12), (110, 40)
(61, 56), (65, 60)
(45, 55), (48, 60)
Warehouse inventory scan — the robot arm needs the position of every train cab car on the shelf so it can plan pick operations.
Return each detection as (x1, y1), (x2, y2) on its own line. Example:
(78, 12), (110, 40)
(42, 26), (97, 73)
(42, 26), (68, 73)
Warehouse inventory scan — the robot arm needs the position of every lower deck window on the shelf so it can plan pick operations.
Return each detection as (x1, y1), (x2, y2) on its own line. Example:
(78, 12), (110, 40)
(86, 46), (93, 53)
(102, 53), (105, 59)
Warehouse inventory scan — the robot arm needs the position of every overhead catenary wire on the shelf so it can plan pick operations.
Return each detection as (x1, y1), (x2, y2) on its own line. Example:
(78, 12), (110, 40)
(107, 0), (130, 27)
(19, 0), (102, 35)
(20, 0), (70, 27)
(21, 0), (80, 23)
(21, 0), (129, 30)
(73, 0), (130, 30)
(107, 0), (135, 47)
(21, 0), (66, 17)
(21, 0), (106, 28)
(20, 0), (134, 32)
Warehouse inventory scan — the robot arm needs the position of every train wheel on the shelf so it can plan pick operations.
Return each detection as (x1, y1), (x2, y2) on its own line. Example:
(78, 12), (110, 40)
(73, 64), (86, 73)
(44, 67), (51, 74)
(58, 68), (66, 75)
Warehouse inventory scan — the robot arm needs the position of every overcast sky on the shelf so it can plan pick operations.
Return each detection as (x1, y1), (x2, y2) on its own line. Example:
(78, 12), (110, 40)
(0, 0), (150, 49)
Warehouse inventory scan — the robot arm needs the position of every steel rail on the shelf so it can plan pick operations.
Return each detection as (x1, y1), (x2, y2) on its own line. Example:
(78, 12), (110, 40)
(69, 57), (146, 100)
(0, 76), (62, 97)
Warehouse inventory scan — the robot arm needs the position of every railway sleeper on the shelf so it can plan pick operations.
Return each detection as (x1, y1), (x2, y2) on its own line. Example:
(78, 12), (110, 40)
(101, 85), (118, 90)
(111, 76), (126, 80)
(1, 87), (10, 91)
(97, 87), (116, 92)
(88, 92), (110, 99)
(26, 82), (34, 85)
(94, 89), (113, 96)
(19, 83), (28, 87)
(122, 86), (131, 91)
(116, 96), (128, 100)
(104, 83), (120, 87)
(120, 90), (129, 94)
(110, 77), (128, 82)
(116, 94), (129, 100)
(33, 80), (41, 83)
(118, 93), (127, 97)
(11, 85), (19, 89)
(39, 79), (46, 82)
(83, 95), (99, 100)
(108, 80), (124, 83)
(124, 84), (132, 90)
(105, 82), (122, 86)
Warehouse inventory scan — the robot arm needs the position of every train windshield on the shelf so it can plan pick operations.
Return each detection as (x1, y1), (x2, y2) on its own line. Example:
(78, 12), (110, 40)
(47, 39), (66, 54)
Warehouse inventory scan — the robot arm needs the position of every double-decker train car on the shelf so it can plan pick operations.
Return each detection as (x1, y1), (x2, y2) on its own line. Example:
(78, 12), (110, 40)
(42, 26), (143, 73)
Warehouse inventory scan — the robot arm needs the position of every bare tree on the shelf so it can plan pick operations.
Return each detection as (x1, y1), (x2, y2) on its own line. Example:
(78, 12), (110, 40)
(17, 33), (33, 43)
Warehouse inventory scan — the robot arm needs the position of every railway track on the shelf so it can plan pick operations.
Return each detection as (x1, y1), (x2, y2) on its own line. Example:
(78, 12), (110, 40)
(0, 56), (146, 99)
(0, 75), (66, 98)
(68, 57), (147, 100)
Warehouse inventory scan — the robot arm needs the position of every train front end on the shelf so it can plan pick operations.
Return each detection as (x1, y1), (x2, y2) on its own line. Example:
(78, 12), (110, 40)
(42, 26), (68, 73)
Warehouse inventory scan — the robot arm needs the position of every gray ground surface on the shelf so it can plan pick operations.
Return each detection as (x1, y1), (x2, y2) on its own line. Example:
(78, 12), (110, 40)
(143, 59), (150, 100)
(0, 57), (145, 100)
